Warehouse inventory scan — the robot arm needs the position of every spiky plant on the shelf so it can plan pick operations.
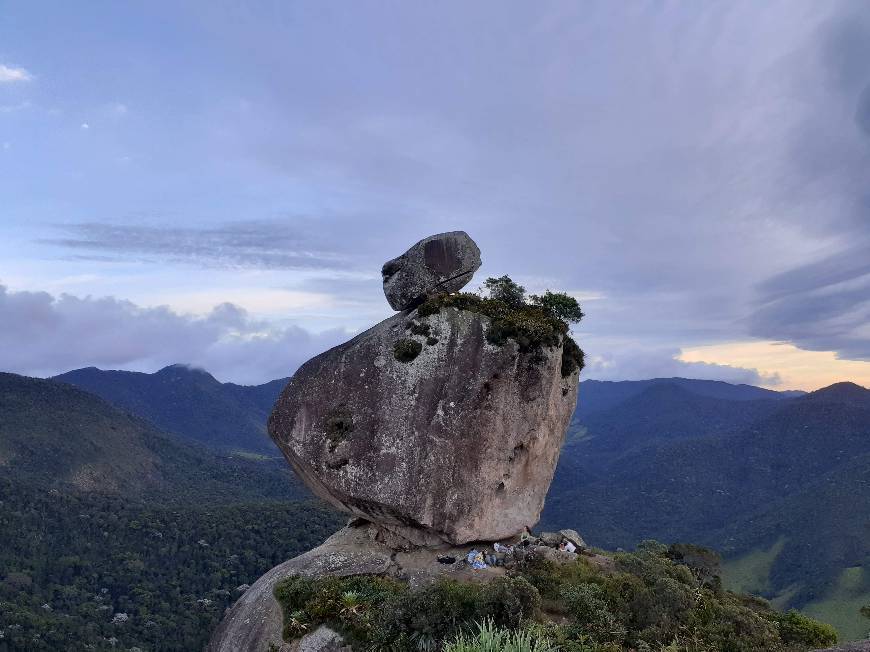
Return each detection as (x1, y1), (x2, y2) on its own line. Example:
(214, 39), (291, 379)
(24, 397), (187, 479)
(443, 619), (556, 652)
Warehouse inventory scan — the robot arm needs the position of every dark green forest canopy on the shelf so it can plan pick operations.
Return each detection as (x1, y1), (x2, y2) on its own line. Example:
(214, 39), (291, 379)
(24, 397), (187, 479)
(0, 480), (342, 651)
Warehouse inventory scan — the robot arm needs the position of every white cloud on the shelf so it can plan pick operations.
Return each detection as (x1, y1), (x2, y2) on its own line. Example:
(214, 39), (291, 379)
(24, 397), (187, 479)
(0, 284), (350, 384)
(0, 63), (31, 83)
(80, 123), (90, 130)
(583, 346), (781, 387)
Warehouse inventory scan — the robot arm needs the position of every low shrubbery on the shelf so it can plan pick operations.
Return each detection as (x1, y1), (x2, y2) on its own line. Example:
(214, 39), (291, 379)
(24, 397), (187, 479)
(275, 540), (838, 651)
(444, 619), (557, 652)
(416, 276), (585, 377)
(275, 575), (540, 650)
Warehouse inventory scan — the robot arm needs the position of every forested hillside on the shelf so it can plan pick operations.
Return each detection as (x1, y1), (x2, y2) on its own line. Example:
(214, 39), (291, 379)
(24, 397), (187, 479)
(0, 373), (342, 651)
(544, 380), (870, 640)
(54, 365), (287, 455)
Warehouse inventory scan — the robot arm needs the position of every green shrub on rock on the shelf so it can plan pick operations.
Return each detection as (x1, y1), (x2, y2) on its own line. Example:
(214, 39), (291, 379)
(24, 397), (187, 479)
(394, 338), (423, 362)
(275, 542), (838, 652)
(417, 276), (585, 378)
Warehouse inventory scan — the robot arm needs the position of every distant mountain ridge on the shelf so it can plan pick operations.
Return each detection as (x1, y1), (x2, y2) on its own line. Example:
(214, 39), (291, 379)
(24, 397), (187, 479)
(574, 377), (802, 418)
(0, 371), (303, 503)
(54, 364), (289, 455)
(544, 379), (870, 640)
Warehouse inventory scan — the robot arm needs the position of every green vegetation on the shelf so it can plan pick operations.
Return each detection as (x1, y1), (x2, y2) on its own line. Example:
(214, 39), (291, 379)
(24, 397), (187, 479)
(325, 407), (355, 451)
(394, 338), (423, 362)
(417, 276), (584, 377)
(722, 538), (786, 596)
(54, 365), (285, 455)
(0, 372), (344, 650)
(801, 567), (870, 642)
(275, 540), (837, 651)
(545, 381), (870, 640)
(0, 477), (343, 651)
(530, 291), (585, 324)
(483, 276), (528, 308)
(444, 619), (556, 652)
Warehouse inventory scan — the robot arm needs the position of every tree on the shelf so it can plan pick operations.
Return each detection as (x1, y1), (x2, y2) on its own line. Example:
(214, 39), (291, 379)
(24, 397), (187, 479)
(530, 291), (584, 324)
(483, 276), (526, 307)
(861, 604), (870, 619)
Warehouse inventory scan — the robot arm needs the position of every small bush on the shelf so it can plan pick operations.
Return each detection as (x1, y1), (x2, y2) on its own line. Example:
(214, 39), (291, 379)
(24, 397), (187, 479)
(275, 543), (837, 652)
(394, 338), (423, 362)
(418, 275), (585, 377)
(774, 610), (838, 648)
(530, 291), (584, 323)
(483, 275), (527, 307)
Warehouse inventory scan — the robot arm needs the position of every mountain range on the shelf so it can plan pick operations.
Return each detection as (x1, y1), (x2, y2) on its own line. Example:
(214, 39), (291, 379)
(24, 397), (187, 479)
(543, 379), (870, 640)
(3, 364), (869, 641)
(54, 365), (287, 455)
(0, 372), (341, 650)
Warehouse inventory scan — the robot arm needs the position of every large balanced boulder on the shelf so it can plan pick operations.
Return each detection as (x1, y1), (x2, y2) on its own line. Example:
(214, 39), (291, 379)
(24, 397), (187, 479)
(268, 302), (579, 545)
(381, 231), (481, 310)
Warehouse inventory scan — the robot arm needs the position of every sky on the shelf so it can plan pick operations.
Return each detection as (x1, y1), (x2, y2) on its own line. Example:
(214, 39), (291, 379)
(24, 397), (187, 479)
(1, 1), (869, 390)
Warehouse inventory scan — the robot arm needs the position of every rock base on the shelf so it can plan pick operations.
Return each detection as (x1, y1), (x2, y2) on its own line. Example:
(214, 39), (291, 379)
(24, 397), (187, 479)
(207, 521), (508, 652)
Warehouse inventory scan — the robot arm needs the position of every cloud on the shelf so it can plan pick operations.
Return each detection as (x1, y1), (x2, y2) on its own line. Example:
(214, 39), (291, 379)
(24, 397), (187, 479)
(584, 347), (780, 387)
(751, 243), (870, 360)
(748, 4), (870, 363)
(8, 2), (870, 385)
(43, 219), (374, 271)
(0, 64), (31, 83)
(0, 284), (349, 384)
(80, 123), (89, 130)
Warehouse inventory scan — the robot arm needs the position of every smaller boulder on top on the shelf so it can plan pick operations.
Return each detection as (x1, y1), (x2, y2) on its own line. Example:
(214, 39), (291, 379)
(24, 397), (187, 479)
(382, 231), (482, 311)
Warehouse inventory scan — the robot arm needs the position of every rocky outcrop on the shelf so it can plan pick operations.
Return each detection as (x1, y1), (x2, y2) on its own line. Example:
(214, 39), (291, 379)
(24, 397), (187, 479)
(212, 231), (582, 649)
(293, 626), (351, 652)
(813, 643), (870, 652)
(207, 521), (512, 652)
(268, 304), (578, 545)
(381, 231), (481, 310)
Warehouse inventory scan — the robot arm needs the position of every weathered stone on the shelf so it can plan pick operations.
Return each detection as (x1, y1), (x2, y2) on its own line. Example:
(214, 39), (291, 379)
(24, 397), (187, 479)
(382, 231), (481, 311)
(538, 531), (562, 547)
(293, 625), (351, 652)
(269, 305), (579, 545)
(207, 522), (510, 652)
(812, 643), (870, 652)
(559, 529), (586, 549)
(528, 545), (577, 564)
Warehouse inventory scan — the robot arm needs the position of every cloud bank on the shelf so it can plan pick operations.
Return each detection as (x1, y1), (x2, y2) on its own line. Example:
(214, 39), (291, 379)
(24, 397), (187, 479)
(0, 284), (348, 384)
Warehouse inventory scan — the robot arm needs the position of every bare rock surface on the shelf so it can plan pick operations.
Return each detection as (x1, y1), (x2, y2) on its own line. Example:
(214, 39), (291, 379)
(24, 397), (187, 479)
(381, 231), (481, 310)
(268, 305), (579, 545)
(292, 625), (351, 652)
(813, 643), (870, 652)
